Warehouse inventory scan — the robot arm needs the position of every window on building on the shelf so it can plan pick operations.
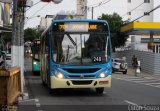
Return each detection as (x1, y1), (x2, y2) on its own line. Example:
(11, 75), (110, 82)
(144, 0), (150, 3)
(144, 12), (150, 16)
(128, 0), (131, 3)
(128, 12), (131, 15)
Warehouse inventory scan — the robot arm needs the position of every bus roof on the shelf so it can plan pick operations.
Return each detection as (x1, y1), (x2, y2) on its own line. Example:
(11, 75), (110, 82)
(51, 19), (108, 24)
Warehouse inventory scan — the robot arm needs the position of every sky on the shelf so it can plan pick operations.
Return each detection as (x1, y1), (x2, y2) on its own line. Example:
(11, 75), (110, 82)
(25, 0), (128, 29)
(25, 0), (76, 29)
(25, 0), (160, 29)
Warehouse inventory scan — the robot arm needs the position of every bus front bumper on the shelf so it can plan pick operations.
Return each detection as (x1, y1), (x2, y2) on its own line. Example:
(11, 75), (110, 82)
(50, 75), (111, 89)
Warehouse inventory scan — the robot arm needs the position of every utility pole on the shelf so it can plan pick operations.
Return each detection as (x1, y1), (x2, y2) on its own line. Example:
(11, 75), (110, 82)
(92, 7), (93, 19)
(12, 0), (19, 65)
(12, 0), (25, 92)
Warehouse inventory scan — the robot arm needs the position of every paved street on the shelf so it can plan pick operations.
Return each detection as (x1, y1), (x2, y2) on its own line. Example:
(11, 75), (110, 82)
(18, 58), (160, 111)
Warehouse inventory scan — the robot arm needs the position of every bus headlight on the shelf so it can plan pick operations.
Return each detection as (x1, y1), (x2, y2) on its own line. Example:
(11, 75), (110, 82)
(55, 72), (64, 79)
(33, 61), (37, 65)
(99, 72), (106, 78)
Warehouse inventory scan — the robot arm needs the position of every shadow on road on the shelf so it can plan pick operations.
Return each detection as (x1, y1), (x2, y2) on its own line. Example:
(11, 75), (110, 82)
(49, 88), (106, 97)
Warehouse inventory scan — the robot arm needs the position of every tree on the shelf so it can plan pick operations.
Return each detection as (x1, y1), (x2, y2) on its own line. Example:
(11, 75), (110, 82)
(98, 13), (128, 52)
(2, 32), (12, 42)
(24, 28), (41, 42)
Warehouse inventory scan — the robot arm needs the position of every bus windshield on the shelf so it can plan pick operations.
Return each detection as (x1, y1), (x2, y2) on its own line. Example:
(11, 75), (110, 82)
(32, 39), (41, 60)
(51, 22), (110, 65)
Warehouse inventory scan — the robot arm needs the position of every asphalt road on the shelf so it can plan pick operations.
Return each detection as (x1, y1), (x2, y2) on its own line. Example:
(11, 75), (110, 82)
(18, 58), (160, 111)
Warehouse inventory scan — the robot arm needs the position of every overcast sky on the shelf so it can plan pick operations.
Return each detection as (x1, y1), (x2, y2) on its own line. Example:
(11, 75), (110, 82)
(25, 0), (76, 29)
(24, 0), (160, 29)
(24, 0), (128, 29)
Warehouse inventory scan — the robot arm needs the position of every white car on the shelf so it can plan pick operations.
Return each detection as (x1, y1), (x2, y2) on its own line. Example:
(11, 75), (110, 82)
(112, 58), (128, 74)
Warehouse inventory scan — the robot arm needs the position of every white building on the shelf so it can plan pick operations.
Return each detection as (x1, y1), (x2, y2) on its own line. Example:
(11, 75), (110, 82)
(77, 0), (87, 19)
(126, 0), (153, 22)
(77, 0), (160, 51)
(125, 0), (160, 51)
(39, 17), (46, 31)
(84, 0), (157, 22)
(39, 15), (55, 31)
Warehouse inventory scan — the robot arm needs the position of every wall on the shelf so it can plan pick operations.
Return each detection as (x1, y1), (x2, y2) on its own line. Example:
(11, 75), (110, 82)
(113, 50), (160, 75)
(127, 0), (153, 22)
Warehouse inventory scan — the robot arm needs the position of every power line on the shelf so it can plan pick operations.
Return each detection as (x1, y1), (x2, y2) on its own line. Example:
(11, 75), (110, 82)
(130, 4), (160, 23)
(82, 6), (88, 17)
(82, 0), (112, 19)
(122, 2), (144, 17)
(88, 0), (107, 7)
(92, 0), (112, 8)
(28, 3), (49, 20)
(25, 3), (49, 24)
(25, 1), (41, 12)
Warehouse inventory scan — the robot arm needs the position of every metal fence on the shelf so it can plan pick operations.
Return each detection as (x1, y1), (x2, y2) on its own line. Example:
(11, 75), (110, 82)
(113, 50), (160, 75)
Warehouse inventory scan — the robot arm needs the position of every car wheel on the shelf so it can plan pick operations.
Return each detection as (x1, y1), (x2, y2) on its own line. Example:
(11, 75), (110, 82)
(96, 88), (104, 94)
(123, 70), (127, 74)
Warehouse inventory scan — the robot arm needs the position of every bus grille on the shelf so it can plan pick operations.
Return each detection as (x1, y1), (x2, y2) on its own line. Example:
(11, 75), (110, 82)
(68, 75), (95, 78)
(71, 80), (93, 85)
(62, 68), (100, 73)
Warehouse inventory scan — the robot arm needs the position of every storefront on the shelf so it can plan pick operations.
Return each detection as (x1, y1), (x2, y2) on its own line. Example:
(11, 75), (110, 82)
(121, 22), (160, 53)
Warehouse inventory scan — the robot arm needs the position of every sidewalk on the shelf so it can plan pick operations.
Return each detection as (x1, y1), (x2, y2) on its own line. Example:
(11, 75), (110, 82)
(126, 67), (160, 79)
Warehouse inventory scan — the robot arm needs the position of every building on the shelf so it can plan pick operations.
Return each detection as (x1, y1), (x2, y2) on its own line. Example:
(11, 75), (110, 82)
(45, 15), (56, 28)
(85, 0), (156, 21)
(126, 0), (153, 22)
(77, 0), (87, 19)
(125, 0), (160, 51)
(39, 15), (56, 31)
(80, 0), (160, 52)
(39, 12), (84, 31)
(0, 1), (11, 33)
(101, 0), (160, 52)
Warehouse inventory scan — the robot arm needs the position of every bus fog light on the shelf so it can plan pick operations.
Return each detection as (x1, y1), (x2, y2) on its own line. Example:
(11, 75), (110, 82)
(99, 72), (105, 78)
(56, 72), (64, 79)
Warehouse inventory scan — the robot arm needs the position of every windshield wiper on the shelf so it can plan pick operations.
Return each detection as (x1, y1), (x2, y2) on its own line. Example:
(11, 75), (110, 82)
(66, 34), (77, 46)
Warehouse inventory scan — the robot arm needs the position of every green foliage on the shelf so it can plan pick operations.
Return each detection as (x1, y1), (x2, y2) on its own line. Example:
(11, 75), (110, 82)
(24, 28), (41, 42)
(99, 13), (128, 51)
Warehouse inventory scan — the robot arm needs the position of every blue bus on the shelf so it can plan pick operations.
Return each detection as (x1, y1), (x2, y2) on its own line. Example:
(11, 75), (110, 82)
(31, 39), (41, 74)
(40, 20), (112, 94)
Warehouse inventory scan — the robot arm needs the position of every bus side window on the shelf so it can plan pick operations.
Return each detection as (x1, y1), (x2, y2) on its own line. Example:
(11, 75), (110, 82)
(45, 35), (49, 57)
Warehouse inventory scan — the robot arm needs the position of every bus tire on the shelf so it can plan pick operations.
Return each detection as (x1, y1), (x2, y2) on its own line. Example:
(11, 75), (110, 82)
(96, 88), (104, 94)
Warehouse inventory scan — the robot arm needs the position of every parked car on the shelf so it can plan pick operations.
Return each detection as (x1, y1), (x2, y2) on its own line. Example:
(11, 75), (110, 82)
(112, 58), (128, 74)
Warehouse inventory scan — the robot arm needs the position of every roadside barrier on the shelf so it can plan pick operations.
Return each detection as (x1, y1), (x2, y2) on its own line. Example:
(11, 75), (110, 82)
(0, 67), (21, 110)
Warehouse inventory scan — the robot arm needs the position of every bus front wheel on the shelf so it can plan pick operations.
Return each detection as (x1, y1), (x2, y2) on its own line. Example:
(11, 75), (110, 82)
(96, 88), (104, 94)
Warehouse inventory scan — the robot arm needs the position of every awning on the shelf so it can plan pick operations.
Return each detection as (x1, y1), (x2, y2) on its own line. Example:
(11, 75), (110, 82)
(120, 22), (160, 35)
(0, 26), (12, 33)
